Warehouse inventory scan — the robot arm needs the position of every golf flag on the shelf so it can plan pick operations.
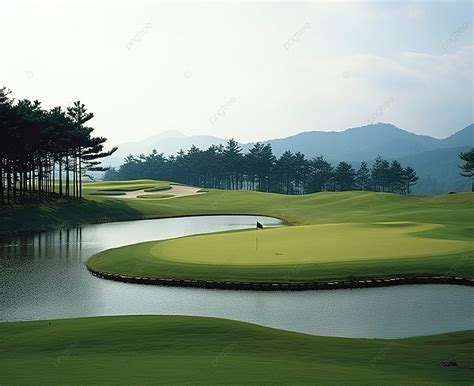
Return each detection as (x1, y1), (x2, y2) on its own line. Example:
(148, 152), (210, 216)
(255, 221), (263, 252)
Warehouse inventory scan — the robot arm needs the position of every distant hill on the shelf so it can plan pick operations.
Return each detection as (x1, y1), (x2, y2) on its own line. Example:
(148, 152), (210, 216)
(249, 123), (473, 160)
(441, 124), (474, 148)
(248, 123), (440, 160)
(105, 130), (227, 167)
(102, 123), (473, 194)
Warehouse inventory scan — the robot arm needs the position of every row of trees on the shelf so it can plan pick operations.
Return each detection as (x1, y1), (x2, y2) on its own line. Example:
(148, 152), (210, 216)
(105, 140), (419, 194)
(0, 87), (116, 205)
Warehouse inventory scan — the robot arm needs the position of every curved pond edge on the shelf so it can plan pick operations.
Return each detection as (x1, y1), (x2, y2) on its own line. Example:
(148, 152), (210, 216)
(0, 212), (288, 238)
(87, 267), (474, 291)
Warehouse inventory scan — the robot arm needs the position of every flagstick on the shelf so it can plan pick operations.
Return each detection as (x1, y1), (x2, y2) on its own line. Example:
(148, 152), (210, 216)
(256, 228), (259, 252)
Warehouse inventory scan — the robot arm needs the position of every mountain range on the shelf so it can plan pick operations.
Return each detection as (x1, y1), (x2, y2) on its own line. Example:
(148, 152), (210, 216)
(103, 123), (473, 194)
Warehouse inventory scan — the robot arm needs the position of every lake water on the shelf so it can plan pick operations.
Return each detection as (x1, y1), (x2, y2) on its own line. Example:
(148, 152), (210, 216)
(0, 215), (472, 338)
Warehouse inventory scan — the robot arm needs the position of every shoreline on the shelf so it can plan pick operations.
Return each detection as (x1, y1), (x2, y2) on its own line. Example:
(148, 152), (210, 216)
(0, 211), (288, 238)
(87, 267), (474, 291)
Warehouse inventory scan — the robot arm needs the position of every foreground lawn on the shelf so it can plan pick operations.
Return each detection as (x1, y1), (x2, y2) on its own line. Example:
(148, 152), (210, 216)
(0, 316), (472, 384)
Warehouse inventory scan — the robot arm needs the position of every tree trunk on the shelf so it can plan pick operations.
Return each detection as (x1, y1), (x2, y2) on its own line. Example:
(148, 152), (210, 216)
(79, 151), (82, 199)
(59, 156), (63, 197)
(65, 155), (69, 197)
(0, 156), (3, 205)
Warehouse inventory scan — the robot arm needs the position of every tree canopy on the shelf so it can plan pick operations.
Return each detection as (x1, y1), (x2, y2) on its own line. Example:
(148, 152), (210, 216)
(459, 148), (474, 192)
(459, 148), (474, 177)
(0, 86), (117, 205)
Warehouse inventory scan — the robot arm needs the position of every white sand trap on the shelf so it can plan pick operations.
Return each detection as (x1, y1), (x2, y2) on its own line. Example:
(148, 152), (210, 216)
(103, 184), (205, 199)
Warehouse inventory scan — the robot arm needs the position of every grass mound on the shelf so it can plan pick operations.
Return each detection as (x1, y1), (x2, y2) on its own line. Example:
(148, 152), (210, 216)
(88, 190), (126, 196)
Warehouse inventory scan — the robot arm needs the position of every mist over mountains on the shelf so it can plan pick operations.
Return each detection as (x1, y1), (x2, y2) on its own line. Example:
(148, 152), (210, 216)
(104, 123), (473, 194)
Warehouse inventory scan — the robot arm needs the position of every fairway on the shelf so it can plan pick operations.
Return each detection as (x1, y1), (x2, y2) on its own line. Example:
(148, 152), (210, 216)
(150, 222), (470, 265)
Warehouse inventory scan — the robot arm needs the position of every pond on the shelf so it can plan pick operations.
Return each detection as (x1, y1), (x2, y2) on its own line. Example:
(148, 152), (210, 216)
(0, 215), (472, 338)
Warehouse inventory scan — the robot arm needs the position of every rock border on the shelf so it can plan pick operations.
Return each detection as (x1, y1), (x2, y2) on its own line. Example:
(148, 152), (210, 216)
(87, 267), (473, 291)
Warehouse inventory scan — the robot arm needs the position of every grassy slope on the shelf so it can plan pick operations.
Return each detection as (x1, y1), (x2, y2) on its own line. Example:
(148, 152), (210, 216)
(1, 182), (473, 236)
(0, 316), (472, 384)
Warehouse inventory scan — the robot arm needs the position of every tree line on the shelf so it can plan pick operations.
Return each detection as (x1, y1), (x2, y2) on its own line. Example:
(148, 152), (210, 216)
(0, 87), (116, 205)
(105, 139), (419, 194)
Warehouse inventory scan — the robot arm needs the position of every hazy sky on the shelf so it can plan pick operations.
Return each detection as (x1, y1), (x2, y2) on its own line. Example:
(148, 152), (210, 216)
(1, 1), (472, 147)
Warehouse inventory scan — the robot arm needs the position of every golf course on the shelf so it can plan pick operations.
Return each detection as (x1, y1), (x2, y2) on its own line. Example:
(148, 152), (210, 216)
(2, 2), (473, 382)
(1, 180), (473, 384)
(71, 180), (474, 284)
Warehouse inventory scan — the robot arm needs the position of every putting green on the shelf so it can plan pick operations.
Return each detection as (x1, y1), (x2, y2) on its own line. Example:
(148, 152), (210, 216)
(88, 219), (473, 282)
(150, 222), (470, 265)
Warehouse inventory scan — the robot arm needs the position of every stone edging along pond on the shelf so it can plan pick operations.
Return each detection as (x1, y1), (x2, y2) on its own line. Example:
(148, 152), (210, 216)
(87, 267), (474, 291)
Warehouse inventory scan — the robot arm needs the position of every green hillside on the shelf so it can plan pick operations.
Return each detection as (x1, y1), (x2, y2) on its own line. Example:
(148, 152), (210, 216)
(0, 316), (472, 384)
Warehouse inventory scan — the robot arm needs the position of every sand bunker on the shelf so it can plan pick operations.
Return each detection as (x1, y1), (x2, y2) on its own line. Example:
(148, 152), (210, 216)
(104, 184), (205, 199)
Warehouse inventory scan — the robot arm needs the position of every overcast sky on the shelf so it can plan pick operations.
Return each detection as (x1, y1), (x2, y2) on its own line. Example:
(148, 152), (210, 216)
(1, 1), (472, 147)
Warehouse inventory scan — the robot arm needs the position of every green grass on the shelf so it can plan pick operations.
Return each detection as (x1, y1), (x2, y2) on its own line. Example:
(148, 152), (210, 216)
(143, 185), (173, 192)
(136, 193), (175, 199)
(87, 228), (473, 283)
(2, 182), (473, 383)
(2, 182), (473, 236)
(83, 185), (473, 282)
(88, 190), (126, 196)
(150, 223), (470, 264)
(0, 316), (472, 384)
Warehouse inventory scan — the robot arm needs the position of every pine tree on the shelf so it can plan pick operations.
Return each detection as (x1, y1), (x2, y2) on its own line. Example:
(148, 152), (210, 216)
(459, 149), (474, 177)
(403, 166), (418, 194)
(388, 160), (405, 193)
(223, 139), (243, 190)
(356, 161), (371, 191)
(334, 161), (356, 191)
